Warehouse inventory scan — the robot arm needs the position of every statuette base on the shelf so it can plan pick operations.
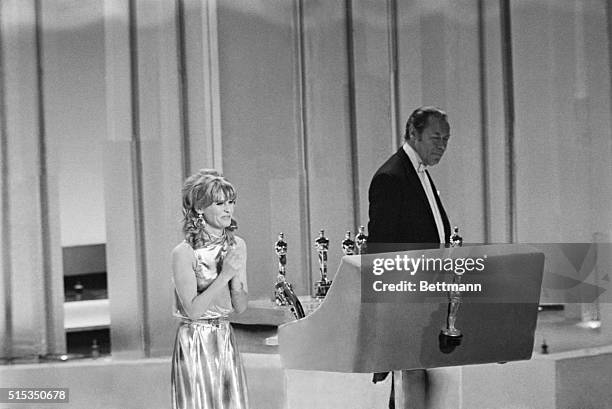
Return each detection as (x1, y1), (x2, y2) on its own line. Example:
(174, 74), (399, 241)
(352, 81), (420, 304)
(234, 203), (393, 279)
(441, 327), (462, 338)
(314, 280), (332, 298)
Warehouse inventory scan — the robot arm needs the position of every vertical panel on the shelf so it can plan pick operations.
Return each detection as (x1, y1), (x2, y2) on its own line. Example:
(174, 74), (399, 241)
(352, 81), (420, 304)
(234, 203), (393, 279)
(397, 0), (485, 242)
(293, 0), (312, 291)
(583, 1), (612, 237)
(136, 0), (184, 357)
(103, 0), (145, 358)
(396, 0), (423, 118)
(183, 0), (222, 172)
(551, 0), (589, 240)
(42, 1), (107, 248)
(414, 0), (448, 105)
(477, 0), (490, 243)
(0, 0), (47, 358)
(512, 0), (612, 243)
(387, 0), (401, 143)
(512, 0), (561, 242)
(41, 0), (109, 354)
(436, 0), (484, 241)
(483, 0), (510, 243)
(218, 1), (309, 298)
(36, 0), (66, 355)
(500, 0), (517, 243)
(0, 0), (10, 360)
(351, 0), (396, 229)
(345, 0), (360, 229)
(302, 0), (354, 284)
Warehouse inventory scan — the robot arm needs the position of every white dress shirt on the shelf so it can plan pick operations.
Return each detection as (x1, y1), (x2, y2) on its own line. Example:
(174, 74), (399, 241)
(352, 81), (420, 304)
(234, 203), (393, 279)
(403, 142), (446, 243)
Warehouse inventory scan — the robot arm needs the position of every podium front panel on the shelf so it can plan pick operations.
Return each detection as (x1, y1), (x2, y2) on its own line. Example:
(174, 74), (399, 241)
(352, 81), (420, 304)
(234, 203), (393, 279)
(278, 245), (545, 372)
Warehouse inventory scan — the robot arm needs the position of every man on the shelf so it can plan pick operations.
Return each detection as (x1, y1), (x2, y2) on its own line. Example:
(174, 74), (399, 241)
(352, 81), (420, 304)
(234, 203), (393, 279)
(368, 105), (451, 246)
(367, 106), (452, 408)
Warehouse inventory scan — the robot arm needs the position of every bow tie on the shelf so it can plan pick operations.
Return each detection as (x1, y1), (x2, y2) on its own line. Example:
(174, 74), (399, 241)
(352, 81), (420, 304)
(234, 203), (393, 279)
(417, 163), (428, 173)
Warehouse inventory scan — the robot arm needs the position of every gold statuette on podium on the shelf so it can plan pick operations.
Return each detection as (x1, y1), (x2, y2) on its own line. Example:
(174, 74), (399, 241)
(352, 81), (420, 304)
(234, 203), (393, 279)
(273, 233), (305, 319)
(314, 230), (332, 298)
(342, 231), (356, 255)
(275, 232), (288, 276)
(355, 225), (368, 255)
(450, 225), (463, 247)
(441, 226), (464, 338)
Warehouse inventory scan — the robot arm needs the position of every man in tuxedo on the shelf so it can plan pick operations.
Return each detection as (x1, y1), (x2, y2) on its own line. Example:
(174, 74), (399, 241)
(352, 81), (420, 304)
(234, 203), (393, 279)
(367, 106), (452, 408)
(368, 105), (451, 247)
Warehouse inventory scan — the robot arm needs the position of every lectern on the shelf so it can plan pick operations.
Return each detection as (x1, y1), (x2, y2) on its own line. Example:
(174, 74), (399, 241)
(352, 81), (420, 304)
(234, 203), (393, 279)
(278, 245), (545, 407)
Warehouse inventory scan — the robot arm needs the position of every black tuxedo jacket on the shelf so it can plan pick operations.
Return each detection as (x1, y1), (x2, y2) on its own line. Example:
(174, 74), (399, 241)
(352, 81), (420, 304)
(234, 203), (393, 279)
(367, 147), (451, 249)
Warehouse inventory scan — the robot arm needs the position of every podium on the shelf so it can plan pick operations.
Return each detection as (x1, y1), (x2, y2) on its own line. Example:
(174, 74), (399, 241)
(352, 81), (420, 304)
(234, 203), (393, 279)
(278, 245), (544, 407)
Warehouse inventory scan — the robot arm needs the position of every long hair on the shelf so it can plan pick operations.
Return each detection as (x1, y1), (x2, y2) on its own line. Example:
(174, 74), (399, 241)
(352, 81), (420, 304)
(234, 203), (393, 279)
(181, 169), (237, 249)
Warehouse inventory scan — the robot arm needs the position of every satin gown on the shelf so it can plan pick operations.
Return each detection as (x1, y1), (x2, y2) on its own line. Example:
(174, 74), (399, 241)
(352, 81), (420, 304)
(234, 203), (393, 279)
(171, 238), (249, 409)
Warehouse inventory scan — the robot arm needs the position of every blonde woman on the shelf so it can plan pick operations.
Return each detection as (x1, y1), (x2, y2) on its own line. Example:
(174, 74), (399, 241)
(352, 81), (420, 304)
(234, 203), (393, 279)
(171, 169), (248, 409)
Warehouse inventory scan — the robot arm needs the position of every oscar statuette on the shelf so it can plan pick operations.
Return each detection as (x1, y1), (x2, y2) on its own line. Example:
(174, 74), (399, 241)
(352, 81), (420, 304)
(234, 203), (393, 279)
(441, 226), (464, 338)
(342, 231), (356, 256)
(314, 230), (332, 298)
(355, 225), (368, 255)
(273, 233), (305, 319)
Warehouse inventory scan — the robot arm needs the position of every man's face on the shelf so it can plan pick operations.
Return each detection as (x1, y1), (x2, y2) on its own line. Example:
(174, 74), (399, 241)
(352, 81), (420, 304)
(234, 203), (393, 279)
(412, 116), (450, 166)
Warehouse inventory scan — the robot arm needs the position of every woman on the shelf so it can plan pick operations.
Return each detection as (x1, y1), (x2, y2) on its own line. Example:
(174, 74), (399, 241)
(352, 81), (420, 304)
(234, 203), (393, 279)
(171, 169), (249, 409)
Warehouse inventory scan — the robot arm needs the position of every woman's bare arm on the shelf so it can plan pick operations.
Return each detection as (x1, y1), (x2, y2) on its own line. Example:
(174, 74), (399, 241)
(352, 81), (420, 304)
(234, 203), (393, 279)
(227, 237), (248, 313)
(172, 242), (238, 319)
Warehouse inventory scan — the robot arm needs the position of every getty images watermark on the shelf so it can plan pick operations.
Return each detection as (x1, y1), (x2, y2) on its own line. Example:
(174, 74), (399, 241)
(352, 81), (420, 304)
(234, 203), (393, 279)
(360, 243), (611, 304)
(371, 253), (486, 293)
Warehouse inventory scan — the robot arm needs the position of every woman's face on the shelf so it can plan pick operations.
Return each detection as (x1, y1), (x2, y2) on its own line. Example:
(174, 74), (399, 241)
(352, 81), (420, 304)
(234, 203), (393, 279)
(201, 195), (235, 233)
